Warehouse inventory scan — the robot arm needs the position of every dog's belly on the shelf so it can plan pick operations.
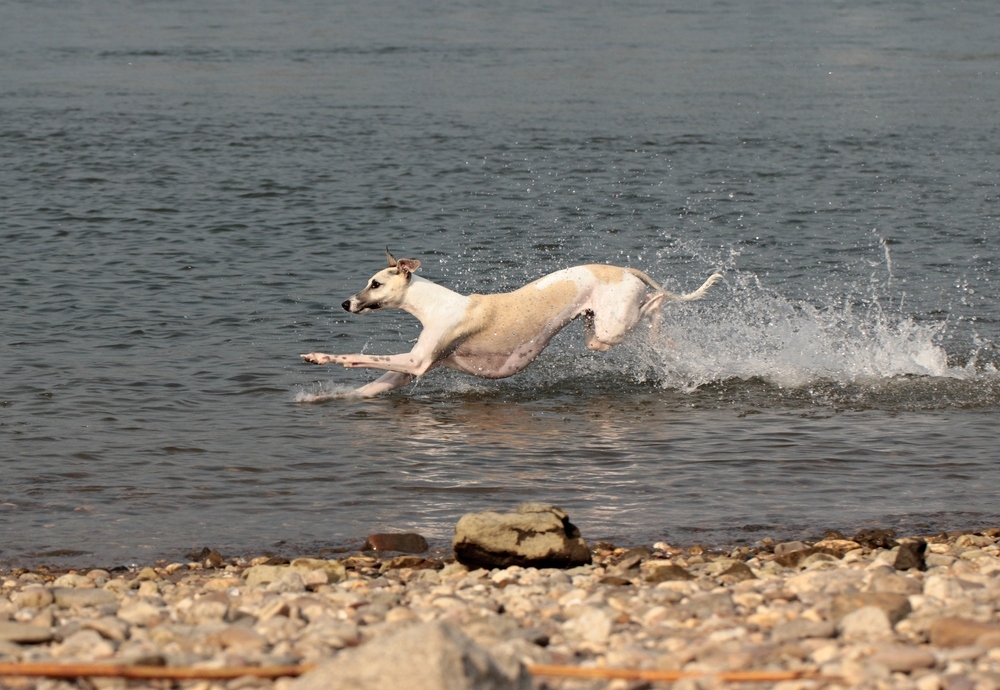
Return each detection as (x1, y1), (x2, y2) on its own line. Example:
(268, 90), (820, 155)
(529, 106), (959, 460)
(443, 353), (520, 379)
(445, 339), (553, 379)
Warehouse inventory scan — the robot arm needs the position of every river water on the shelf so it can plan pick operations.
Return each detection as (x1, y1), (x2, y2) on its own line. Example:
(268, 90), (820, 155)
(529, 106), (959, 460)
(2, 0), (999, 566)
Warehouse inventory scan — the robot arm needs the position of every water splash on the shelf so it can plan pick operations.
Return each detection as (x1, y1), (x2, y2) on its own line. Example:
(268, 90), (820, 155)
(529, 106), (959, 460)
(293, 382), (362, 403)
(625, 270), (971, 392)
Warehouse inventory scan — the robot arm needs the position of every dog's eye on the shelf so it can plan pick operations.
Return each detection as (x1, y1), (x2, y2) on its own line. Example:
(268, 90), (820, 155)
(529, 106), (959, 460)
(370, 281), (381, 289)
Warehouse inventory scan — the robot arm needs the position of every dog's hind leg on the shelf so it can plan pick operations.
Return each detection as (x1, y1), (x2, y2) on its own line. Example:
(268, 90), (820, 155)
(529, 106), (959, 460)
(639, 292), (665, 319)
(638, 293), (665, 337)
(353, 371), (414, 397)
(582, 311), (612, 352)
(583, 278), (649, 350)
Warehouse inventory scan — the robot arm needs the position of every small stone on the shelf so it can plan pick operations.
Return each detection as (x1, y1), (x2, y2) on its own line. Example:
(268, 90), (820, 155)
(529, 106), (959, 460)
(266, 571), (306, 593)
(868, 571), (922, 595)
(854, 529), (898, 549)
(439, 562), (466, 578)
(116, 600), (163, 626)
(801, 552), (840, 568)
(958, 548), (990, 561)
(924, 574), (964, 601)
(771, 619), (836, 643)
(645, 564), (694, 583)
(929, 617), (1000, 648)
(785, 567), (863, 597)
(363, 533), (430, 554)
(925, 553), (956, 568)
(135, 567), (160, 581)
(954, 534), (993, 548)
(676, 592), (735, 619)
(0, 621), (53, 643)
(216, 625), (268, 652)
(611, 550), (647, 574)
(204, 576), (242, 592)
(774, 541), (808, 556)
(915, 673), (943, 690)
(830, 592), (911, 625)
(12, 587), (54, 609)
(380, 555), (428, 572)
(621, 546), (653, 559)
(564, 607), (613, 644)
(652, 541), (681, 555)
(300, 569), (329, 588)
(102, 578), (130, 595)
(894, 539), (927, 571)
(717, 562), (756, 583)
(31, 608), (54, 629)
(52, 588), (117, 609)
(290, 558), (348, 583)
(52, 573), (92, 588)
(869, 644), (936, 672)
(775, 547), (840, 568)
(641, 605), (670, 626)
(813, 538), (863, 553)
(186, 546), (225, 566)
(838, 605), (893, 641)
(976, 631), (1000, 649)
(244, 565), (289, 587)
(189, 593), (229, 621)
(385, 607), (418, 624)
(82, 617), (129, 642)
(52, 629), (115, 659)
(941, 675), (977, 690)
(291, 621), (529, 690)
(598, 576), (633, 586)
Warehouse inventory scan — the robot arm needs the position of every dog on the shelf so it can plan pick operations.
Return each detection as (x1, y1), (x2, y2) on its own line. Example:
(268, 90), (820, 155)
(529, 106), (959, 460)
(301, 249), (722, 397)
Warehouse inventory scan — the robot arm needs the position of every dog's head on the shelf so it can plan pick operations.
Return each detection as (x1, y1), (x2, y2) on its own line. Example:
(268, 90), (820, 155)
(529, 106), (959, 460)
(342, 248), (421, 314)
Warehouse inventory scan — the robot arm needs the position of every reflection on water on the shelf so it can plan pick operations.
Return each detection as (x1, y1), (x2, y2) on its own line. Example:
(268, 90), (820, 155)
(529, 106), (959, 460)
(300, 384), (1000, 554)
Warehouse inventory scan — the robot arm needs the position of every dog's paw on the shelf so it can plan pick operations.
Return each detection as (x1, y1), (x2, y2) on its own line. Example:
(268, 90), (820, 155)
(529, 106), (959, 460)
(300, 352), (333, 365)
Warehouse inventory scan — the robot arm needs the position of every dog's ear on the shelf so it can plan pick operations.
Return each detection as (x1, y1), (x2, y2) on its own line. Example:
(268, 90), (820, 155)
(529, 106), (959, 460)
(385, 247), (398, 268)
(396, 258), (421, 277)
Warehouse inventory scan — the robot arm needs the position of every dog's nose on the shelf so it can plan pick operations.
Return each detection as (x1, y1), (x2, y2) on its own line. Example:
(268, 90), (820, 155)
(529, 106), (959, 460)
(341, 300), (351, 312)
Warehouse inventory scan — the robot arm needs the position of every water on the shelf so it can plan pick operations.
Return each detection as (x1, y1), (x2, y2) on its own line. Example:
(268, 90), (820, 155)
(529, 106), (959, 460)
(2, 0), (999, 567)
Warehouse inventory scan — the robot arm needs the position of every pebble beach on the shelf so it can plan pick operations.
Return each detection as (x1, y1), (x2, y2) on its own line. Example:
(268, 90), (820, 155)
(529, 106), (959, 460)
(2, 528), (1000, 690)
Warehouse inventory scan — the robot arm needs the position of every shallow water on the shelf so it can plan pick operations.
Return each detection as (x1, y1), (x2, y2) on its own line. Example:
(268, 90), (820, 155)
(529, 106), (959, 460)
(2, 0), (999, 566)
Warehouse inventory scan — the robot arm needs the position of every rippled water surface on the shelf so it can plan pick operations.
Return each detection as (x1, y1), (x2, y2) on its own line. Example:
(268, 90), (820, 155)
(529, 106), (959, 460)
(2, 0), (1000, 566)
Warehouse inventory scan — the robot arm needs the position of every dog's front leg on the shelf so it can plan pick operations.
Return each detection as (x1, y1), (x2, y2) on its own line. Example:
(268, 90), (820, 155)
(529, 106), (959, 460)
(302, 350), (437, 376)
(336, 351), (437, 376)
(352, 372), (415, 397)
(303, 329), (447, 377)
(301, 352), (336, 365)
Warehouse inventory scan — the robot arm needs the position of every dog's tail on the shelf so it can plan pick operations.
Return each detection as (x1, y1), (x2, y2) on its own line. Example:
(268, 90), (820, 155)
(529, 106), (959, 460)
(629, 269), (723, 302)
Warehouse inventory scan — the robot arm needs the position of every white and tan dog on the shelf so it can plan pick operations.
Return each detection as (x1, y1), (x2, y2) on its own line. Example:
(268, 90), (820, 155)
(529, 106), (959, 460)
(302, 250), (721, 397)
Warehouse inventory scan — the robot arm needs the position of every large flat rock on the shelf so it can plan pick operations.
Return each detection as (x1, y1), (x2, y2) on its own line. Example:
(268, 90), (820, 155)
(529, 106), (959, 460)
(453, 503), (591, 570)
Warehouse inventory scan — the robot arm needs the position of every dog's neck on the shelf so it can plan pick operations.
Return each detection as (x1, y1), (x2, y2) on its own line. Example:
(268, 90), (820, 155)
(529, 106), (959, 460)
(398, 275), (469, 328)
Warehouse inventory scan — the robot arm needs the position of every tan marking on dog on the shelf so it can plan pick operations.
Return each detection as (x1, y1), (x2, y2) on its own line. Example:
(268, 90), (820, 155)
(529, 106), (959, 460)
(456, 279), (580, 356)
(584, 264), (629, 284)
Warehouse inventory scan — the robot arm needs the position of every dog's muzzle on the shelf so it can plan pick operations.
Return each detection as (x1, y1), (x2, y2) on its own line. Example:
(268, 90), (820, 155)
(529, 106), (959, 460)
(343, 298), (379, 313)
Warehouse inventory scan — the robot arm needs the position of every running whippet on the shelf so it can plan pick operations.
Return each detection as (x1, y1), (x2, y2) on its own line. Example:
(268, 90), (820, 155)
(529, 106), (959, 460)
(301, 249), (722, 397)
